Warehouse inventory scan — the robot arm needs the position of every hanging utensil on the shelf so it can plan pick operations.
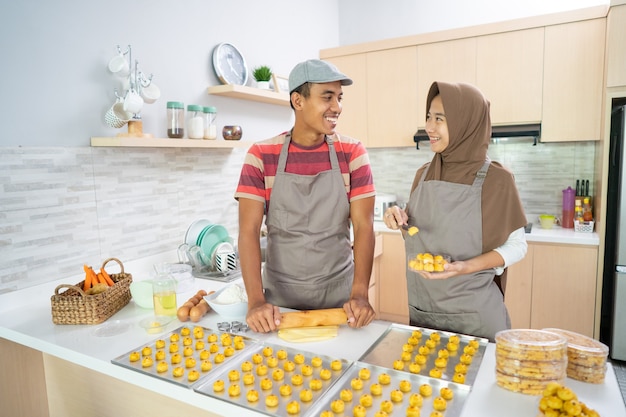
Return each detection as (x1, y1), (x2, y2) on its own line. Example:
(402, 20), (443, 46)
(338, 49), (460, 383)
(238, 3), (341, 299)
(576, 179), (580, 196)
(585, 179), (590, 196)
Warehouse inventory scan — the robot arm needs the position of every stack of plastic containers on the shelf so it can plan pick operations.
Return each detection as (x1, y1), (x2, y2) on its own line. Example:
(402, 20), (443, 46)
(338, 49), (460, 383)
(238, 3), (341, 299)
(543, 328), (609, 384)
(494, 329), (568, 395)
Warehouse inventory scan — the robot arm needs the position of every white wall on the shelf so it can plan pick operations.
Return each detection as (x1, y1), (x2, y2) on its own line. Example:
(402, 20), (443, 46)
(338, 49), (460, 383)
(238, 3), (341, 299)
(337, 0), (609, 45)
(0, 0), (340, 146)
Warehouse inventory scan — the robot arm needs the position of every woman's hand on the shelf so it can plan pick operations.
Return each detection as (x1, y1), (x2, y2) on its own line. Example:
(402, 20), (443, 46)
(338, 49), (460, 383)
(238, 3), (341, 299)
(416, 260), (466, 280)
(383, 206), (408, 230)
(246, 302), (281, 333)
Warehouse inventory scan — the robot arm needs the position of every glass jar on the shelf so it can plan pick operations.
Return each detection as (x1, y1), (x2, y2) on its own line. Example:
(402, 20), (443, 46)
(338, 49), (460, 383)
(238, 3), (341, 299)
(166, 101), (184, 138)
(203, 106), (217, 140)
(187, 104), (204, 139)
(152, 273), (177, 317)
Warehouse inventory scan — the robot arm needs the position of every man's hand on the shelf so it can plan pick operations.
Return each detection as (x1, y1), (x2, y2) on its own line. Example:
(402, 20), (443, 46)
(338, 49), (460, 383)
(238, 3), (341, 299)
(343, 297), (376, 328)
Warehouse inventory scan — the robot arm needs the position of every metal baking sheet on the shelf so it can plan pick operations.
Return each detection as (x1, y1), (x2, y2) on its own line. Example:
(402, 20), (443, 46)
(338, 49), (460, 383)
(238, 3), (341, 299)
(306, 361), (471, 417)
(358, 323), (489, 386)
(193, 342), (352, 417)
(111, 324), (258, 388)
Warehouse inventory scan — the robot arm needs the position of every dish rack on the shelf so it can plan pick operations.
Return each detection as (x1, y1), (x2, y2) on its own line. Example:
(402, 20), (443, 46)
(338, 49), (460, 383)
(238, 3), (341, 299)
(574, 220), (594, 233)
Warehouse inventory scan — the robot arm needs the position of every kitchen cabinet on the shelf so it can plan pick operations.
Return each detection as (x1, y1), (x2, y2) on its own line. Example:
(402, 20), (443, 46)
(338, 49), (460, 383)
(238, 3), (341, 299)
(541, 18), (606, 142)
(365, 47), (419, 148)
(505, 242), (598, 337)
(606, 4), (626, 88)
(377, 232), (409, 323)
(416, 38), (477, 129)
(325, 54), (369, 146)
(476, 28), (544, 125)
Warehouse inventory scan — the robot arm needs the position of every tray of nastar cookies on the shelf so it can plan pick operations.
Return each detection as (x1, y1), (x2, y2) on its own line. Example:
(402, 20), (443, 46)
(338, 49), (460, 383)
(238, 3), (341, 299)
(193, 342), (351, 417)
(111, 324), (258, 388)
(358, 323), (488, 386)
(307, 361), (470, 417)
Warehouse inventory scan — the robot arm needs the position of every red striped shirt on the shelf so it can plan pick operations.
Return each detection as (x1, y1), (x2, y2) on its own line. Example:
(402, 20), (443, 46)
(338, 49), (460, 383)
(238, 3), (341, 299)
(234, 132), (375, 212)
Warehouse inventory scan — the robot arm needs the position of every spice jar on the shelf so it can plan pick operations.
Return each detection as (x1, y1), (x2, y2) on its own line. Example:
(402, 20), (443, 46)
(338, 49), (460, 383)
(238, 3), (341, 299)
(186, 104), (204, 139)
(203, 106), (217, 140)
(166, 101), (184, 138)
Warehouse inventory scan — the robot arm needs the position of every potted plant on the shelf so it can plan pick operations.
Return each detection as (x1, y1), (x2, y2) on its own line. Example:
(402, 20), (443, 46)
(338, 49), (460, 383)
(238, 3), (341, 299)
(252, 65), (272, 90)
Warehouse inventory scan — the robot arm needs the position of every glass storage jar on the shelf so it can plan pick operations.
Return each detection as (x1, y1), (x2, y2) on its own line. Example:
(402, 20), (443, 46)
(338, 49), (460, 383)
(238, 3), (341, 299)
(186, 104), (204, 139)
(203, 106), (217, 140)
(166, 101), (184, 138)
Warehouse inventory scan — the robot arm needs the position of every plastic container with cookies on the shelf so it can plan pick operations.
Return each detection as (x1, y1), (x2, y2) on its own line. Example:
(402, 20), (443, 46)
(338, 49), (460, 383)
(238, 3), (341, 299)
(494, 329), (568, 395)
(542, 328), (609, 384)
(407, 253), (452, 273)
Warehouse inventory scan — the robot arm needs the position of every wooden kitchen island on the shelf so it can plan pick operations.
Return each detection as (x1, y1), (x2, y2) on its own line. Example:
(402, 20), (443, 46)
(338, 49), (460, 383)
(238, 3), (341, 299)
(1, 254), (623, 417)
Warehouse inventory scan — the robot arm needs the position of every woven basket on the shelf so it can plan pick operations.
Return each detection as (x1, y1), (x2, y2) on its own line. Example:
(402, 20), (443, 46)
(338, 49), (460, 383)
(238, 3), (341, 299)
(51, 258), (133, 325)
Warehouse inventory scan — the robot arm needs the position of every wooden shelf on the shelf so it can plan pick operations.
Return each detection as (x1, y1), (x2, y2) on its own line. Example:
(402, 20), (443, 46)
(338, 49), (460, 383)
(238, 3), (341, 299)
(207, 84), (290, 106)
(90, 137), (251, 148)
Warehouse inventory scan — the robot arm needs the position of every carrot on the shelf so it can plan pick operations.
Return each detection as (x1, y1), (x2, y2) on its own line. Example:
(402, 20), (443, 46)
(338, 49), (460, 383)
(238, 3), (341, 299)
(100, 268), (115, 286)
(97, 272), (107, 285)
(82, 264), (94, 291)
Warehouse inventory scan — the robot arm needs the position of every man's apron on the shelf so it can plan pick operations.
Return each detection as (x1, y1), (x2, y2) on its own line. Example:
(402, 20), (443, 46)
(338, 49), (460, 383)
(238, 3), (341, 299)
(262, 134), (353, 310)
(405, 159), (510, 341)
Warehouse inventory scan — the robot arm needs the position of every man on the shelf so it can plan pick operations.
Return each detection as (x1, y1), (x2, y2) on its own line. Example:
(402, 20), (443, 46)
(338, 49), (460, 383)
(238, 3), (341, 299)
(234, 59), (376, 333)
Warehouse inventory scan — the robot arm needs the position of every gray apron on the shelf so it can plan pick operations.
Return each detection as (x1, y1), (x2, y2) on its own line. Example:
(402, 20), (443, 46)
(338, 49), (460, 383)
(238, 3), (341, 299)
(262, 133), (353, 310)
(405, 159), (510, 341)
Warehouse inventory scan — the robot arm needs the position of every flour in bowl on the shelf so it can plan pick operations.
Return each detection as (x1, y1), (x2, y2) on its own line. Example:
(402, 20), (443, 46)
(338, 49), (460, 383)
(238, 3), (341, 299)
(214, 284), (247, 304)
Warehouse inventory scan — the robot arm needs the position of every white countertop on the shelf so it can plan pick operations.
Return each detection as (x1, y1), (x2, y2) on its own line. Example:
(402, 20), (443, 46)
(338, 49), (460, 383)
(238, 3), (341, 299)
(374, 221), (600, 246)
(1, 252), (620, 417)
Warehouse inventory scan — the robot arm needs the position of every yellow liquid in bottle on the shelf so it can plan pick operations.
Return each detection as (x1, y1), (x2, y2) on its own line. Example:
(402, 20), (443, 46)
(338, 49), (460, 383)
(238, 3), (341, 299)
(153, 292), (177, 316)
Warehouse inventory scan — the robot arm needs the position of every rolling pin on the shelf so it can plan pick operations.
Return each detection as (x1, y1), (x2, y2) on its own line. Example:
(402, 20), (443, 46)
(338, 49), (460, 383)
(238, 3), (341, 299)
(277, 308), (348, 330)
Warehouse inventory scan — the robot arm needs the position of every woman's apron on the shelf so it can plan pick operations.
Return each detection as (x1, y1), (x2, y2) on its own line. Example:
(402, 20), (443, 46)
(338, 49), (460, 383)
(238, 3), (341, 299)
(405, 159), (510, 341)
(262, 134), (353, 310)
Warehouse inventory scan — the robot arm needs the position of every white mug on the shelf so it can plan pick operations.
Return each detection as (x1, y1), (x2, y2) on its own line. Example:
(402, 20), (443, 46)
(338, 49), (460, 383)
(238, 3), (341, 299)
(123, 90), (144, 114)
(104, 101), (132, 128)
(140, 82), (161, 104)
(108, 54), (129, 76)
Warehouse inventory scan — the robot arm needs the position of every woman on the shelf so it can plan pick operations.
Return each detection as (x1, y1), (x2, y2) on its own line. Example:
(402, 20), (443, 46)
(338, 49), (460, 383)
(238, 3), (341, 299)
(384, 82), (527, 341)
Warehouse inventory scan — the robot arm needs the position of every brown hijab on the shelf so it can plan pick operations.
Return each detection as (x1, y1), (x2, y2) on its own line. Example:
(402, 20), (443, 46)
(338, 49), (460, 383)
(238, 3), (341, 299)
(411, 81), (527, 253)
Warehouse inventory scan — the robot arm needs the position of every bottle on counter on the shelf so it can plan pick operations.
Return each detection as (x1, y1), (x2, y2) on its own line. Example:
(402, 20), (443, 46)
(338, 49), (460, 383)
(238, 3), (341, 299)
(203, 106), (217, 140)
(575, 200), (584, 222)
(186, 104), (204, 139)
(582, 197), (593, 221)
(152, 273), (177, 317)
(562, 186), (575, 229)
(166, 101), (185, 138)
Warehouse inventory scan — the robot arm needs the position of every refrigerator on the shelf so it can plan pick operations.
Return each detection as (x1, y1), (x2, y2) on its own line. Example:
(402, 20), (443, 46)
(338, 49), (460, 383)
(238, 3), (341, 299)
(601, 99), (626, 360)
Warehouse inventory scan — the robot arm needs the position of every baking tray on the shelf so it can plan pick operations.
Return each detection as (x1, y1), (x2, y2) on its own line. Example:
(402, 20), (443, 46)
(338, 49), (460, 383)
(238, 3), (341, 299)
(193, 341), (352, 417)
(111, 324), (258, 388)
(358, 323), (488, 386)
(307, 361), (471, 417)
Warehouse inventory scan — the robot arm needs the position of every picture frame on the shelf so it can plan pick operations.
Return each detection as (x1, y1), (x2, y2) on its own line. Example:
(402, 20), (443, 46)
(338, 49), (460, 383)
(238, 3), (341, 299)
(271, 74), (290, 93)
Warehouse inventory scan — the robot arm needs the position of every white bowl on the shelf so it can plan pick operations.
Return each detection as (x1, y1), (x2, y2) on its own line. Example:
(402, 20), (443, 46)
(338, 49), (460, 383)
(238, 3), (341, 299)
(130, 280), (154, 309)
(204, 284), (248, 320)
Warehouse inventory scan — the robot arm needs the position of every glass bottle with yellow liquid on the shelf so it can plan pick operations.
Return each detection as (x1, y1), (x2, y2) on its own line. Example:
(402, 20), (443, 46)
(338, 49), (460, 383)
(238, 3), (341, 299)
(152, 273), (177, 317)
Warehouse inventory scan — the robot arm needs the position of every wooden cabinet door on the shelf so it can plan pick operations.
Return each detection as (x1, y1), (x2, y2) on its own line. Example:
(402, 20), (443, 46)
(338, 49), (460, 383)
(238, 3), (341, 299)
(325, 54), (370, 146)
(366, 47), (419, 148)
(476, 28), (544, 125)
(416, 38), (477, 129)
(530, 243), (598, 337)
(505, 243), (534, 329)
(606, 5), (626, 88)
(542, 18), (606, 142)
(377, 232), (409, 323)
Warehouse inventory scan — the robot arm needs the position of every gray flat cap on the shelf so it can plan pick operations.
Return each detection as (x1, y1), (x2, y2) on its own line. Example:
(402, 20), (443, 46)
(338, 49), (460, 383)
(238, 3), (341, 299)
(288, 59), (353, 93)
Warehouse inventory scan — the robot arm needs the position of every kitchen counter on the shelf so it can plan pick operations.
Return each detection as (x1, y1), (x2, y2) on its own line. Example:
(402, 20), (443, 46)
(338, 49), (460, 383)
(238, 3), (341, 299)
(374, 221), (600, 246)
(1, 252), (622, 417)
